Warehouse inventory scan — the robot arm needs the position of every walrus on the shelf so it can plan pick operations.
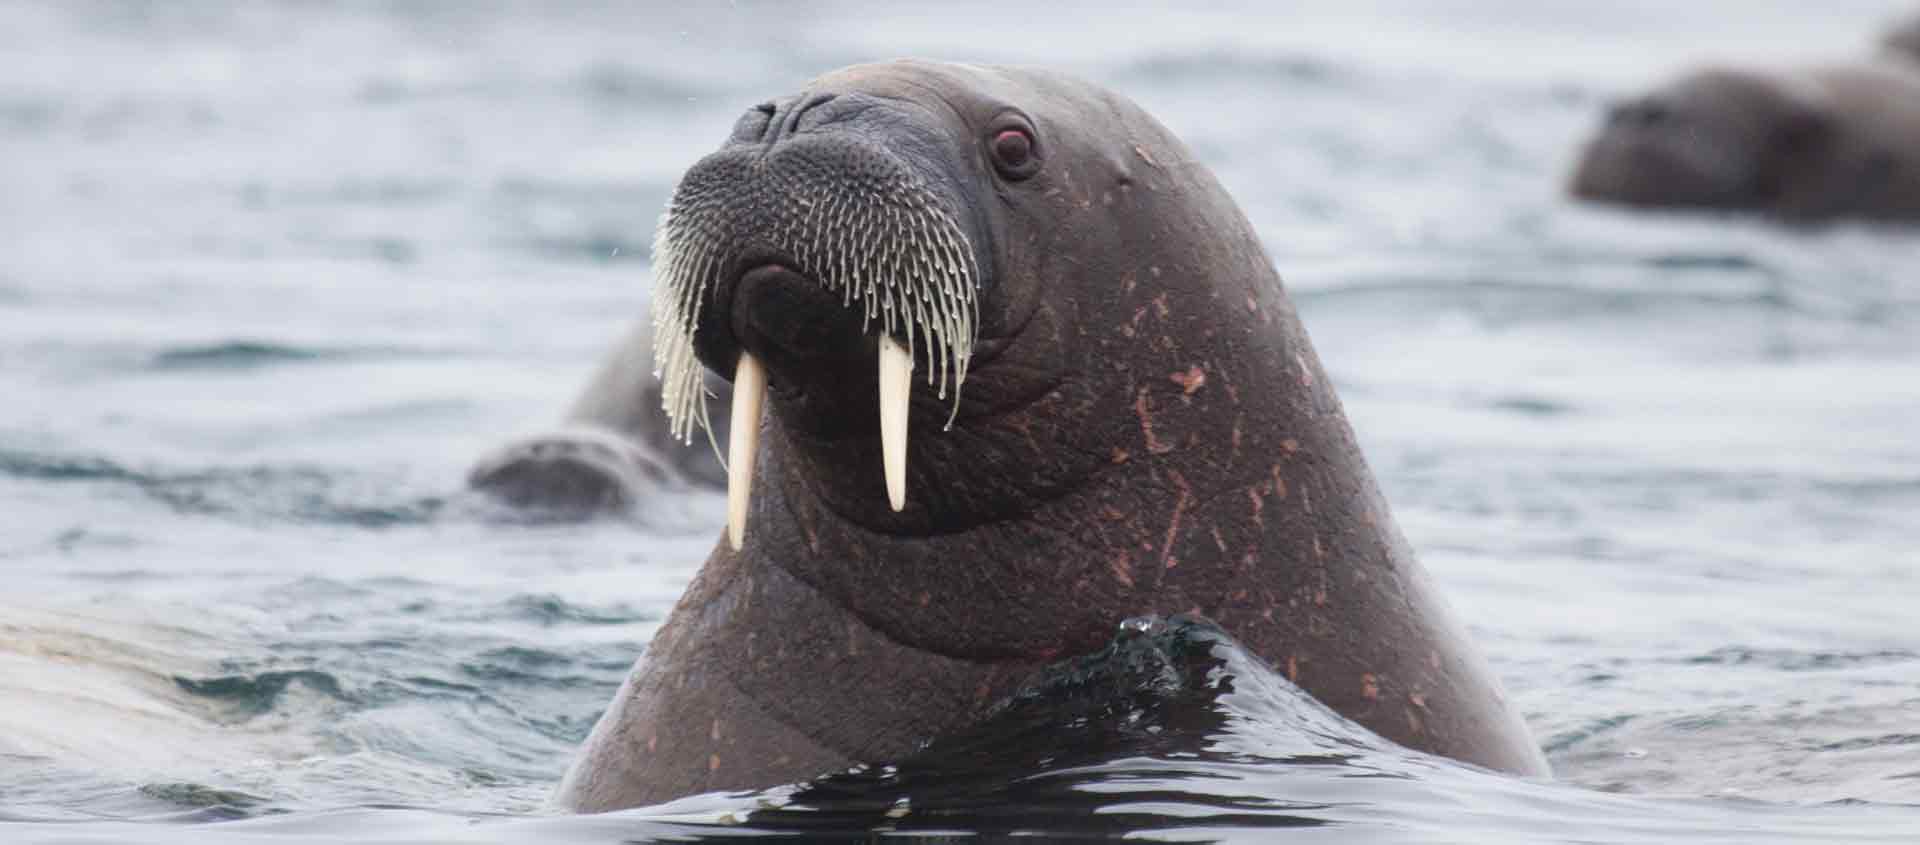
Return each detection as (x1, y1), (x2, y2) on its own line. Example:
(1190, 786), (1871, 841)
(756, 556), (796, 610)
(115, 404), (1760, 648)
(556, 59), (1547, 812)
(468, 317), (728, 514)
(1568, 62), (1920, 220)
(1882, 11), (1920, 64)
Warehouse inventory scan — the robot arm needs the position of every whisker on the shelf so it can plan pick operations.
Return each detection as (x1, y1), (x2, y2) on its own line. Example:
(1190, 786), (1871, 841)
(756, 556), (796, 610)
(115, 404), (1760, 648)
(651, 164), (981, 455)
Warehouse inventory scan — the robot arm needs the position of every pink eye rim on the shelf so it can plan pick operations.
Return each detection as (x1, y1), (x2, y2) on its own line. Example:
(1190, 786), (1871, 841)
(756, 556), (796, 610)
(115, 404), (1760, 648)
(988, 126), (1040, 179)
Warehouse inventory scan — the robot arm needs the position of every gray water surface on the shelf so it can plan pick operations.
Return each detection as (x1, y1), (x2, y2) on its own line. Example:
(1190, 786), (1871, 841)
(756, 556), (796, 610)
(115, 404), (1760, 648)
(4, 1), (1920, 841)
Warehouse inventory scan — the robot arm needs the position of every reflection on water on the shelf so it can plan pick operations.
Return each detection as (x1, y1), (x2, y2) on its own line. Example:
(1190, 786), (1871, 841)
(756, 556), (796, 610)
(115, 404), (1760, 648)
(3, 0), (1919, 841)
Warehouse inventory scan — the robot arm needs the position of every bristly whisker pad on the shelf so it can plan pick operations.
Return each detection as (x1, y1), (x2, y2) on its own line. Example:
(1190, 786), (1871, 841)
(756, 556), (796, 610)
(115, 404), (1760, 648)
(649, 155), (982, 457)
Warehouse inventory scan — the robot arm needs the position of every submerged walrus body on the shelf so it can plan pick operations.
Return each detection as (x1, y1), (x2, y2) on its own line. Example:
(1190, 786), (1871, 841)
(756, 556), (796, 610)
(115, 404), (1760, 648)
(1569, 62), (1920, 221)
(556, 60), (1546, 812)
(467, 318), (728, 514)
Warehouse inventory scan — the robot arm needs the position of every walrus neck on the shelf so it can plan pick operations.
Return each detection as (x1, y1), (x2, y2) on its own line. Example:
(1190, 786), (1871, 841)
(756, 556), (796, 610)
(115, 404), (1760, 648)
(761, 332), (1110, 540)
(739, 295), (1340, 665)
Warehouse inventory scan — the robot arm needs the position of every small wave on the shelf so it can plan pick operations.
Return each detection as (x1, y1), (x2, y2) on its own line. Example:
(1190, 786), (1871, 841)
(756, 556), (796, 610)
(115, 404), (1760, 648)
(1679, 647), (1918, 672)
(511, 234), (652, 264)
(459, 646), (617, 693)
(276, 234), (420, 265)
(372, 675), (486, 701)
(355, 62), (713, 109)
(1815, 734), (1920, 753)
(228, 178), (455, 210)
(0, 98), (59, 134)
(149, 341), (324, 370)
(1300, 277), (1796, 316)
(500, 594), (652, 628)
(63, 567), (164, 582)
(1541, 714), (1636, 754)
(0, 448), (446, 527)
(1110, 50), (1354, 89)
(147, 340), (435, 372)
(1642, 252), (1767, 272)
(137, 782), (271, 813)
(492, 178), (663, 203)
(0, 451), (137, 483)
(1486, 394), (1574, 416)
(476, 646), (570, 668)
(173, 670), (352, 719)
(572, 62), (714, 108)
(136, 465), (438, 526)
(356, 77), (508, 105)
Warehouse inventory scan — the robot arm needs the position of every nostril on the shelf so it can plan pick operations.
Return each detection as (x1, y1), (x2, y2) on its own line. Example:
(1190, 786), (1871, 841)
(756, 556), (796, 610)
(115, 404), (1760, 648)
(787, 93), (839, 134)
(733, 102), (777, 143)
(1610, 100), (1669, 128)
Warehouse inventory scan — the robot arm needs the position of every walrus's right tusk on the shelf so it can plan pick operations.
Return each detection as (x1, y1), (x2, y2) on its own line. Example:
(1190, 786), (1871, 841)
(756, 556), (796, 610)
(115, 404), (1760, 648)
(727, 352), (766, 550)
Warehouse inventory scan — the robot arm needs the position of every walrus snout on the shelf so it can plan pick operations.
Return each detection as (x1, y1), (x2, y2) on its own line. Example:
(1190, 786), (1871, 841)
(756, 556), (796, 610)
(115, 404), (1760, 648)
(1570, 96), (1759, 209)
(1882, 12), (1920, 64)
(1605, 97), (1672, 129)
(726, 262), (875, 411)
(653, 93), (990, 542)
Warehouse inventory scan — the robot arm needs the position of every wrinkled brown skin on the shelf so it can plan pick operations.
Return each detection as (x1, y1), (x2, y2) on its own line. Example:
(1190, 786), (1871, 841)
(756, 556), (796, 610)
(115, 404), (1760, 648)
(556, 60), (1547, 812)
(468, 319), (729, 512)
(1569, 63), (1920, 221)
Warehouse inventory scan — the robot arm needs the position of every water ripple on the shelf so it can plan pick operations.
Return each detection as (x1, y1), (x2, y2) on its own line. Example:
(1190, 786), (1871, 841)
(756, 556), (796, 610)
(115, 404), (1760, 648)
(173, 670), (352, 719)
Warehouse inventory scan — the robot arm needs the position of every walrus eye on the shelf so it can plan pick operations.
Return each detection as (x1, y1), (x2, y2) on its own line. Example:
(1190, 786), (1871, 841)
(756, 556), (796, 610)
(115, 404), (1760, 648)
(990, 127), (1039, 180)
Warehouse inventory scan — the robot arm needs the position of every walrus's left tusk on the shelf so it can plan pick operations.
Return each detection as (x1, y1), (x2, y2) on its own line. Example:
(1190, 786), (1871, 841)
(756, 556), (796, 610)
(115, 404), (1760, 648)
(727, 353), (767, 550)
(879, 336), (913, 512)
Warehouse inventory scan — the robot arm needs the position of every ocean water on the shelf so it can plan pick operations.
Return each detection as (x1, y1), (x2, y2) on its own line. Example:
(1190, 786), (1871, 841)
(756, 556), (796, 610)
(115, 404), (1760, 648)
(4, 0), (1920, 841)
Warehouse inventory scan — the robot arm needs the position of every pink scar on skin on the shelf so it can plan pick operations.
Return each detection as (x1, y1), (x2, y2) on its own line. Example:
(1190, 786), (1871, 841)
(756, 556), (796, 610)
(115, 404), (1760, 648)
(1109, 550), (1135, 587)
(1169, 365), (1206, 395)
(1134, 388), (1174, 454)
(1159, 469), (1192, 569)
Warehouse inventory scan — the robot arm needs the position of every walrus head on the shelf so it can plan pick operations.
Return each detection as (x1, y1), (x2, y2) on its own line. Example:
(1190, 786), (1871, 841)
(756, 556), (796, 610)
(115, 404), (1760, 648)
(651, 61), (1217, 552)
(1882, 13), (1920, 65)
(1568, 68), (1832, 212)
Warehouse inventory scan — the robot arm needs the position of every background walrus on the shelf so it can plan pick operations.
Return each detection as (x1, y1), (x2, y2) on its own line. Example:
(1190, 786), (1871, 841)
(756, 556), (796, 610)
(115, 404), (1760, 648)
(1569, 63), (1920, 220)
(555, 59), (1547, 812)
(1882, 9), (1920, 63)
(467, 318), (729, 514)
(1569, 12), (1920, 223)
